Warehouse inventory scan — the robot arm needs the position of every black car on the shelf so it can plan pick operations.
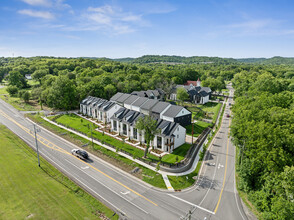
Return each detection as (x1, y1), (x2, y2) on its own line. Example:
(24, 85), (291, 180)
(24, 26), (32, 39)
(71, 149), (89, 159)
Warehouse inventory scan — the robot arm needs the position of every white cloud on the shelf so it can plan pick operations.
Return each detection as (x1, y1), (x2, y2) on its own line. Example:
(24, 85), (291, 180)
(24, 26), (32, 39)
(83, 5), (144, 34)
(21, 0), (52, 7)
(18, 9), (54, 19)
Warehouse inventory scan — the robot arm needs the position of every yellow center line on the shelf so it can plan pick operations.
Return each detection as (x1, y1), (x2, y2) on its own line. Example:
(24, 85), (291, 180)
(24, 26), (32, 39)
(0, 110), (158, 206)
(214, 106), (231, 214)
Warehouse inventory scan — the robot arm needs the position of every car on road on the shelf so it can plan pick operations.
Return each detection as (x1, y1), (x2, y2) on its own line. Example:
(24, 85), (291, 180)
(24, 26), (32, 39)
(226, 114), (230, 118)
(71, 149), (89, 160)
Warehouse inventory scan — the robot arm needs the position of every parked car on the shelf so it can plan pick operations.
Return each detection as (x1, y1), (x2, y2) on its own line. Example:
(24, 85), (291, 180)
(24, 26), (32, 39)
(226, 114), (230, 118)
(71, 149), (89, 160)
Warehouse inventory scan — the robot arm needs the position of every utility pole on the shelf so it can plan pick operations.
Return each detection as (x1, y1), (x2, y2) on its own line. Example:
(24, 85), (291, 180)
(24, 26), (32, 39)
(33, 124), (41, 167)
(90, 123), (93, 147)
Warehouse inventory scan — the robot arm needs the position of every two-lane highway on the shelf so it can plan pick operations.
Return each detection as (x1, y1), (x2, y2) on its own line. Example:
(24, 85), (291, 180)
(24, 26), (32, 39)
(0, 84), (251, 220)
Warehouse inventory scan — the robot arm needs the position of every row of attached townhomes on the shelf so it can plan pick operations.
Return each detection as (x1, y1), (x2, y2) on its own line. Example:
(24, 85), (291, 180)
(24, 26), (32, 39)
(80, 92), (192, 153)
(170, 78), (211, 105)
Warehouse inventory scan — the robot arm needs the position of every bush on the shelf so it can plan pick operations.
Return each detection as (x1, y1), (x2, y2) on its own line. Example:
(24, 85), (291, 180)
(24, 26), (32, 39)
(22, 91), (30, 103)
(6, 86), (18, 96)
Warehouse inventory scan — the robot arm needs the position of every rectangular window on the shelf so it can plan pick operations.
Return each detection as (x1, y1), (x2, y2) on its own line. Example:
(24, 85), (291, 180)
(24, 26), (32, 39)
(123, 124), (127, 135)
(177, 135), (179, 138)
(113, 121), (117, 131)
(133, 128), (137, 139)
(157, 136), (162, 149)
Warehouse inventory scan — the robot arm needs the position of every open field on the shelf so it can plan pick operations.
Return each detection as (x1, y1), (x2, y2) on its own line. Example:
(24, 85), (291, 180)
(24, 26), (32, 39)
(0, 82), (49, 111)
(0, 124), (118, 220)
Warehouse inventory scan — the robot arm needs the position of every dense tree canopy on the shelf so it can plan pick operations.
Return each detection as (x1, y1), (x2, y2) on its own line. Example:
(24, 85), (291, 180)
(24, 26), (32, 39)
(231, 68), (294, 219)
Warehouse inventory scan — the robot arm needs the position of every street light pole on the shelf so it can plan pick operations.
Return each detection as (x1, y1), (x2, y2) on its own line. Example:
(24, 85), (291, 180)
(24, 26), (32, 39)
(33, 124), (40, 167)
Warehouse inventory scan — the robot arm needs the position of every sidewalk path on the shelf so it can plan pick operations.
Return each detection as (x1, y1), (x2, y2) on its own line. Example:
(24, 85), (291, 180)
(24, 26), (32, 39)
(162, 174), (174, 191)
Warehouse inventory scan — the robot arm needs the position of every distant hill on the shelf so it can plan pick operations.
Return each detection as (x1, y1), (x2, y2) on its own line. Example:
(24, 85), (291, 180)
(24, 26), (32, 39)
(237, 56), (294, 65)
(112, 57), (135, 62)
(116, 55), (238, 65)
(109, 55), (294, 65)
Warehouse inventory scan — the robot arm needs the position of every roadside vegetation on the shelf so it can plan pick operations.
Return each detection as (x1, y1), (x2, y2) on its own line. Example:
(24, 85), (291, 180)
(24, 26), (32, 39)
(27, 113), (167, 189)
(0, 124), (118, 220)
(231, 70), (294, 219)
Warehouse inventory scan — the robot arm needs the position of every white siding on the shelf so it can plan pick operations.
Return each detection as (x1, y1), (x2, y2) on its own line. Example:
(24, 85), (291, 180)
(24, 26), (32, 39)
(162, 115), (174, 122)
(175, 108), (190, 118)
(172, 125), (186, 150)
(105, 104), (122, 122)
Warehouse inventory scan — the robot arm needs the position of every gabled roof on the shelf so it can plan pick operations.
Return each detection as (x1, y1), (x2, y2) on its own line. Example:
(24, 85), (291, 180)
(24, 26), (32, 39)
(162, 105), (185, 118)
(81, 96), (92, 104)
(156, 119), (179, 137)
(110, 92), (124, 101)
(116, 93), (131, 104)
(100, 101), (116, 112)
(151, 101), (170, 114)
(201, 87), (211, 93)
(140, 99), (159, 111)
(124, 95), (140, 105)
(131, 91), (147, 98)
(131, 97), (149, 107)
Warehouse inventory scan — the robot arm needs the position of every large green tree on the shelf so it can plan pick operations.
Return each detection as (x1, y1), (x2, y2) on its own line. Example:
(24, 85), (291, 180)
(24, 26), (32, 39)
(46, 75), (78, 110)
(135, 116), (161, 158)
(176, 87), (189, 104)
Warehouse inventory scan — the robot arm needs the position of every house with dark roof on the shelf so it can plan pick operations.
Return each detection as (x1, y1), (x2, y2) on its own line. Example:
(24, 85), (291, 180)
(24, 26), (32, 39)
(80, 96), (122, 123)
(150, 101), (171, 119)
(131, 88), (165, 100)
(110, 107), (186, 152)
(140, 99), (159, 115)
(170, 78), (211, 104)
(130, 97), (149, 112)
(162, 105), (191, 126)
(123, 95), (140, 109)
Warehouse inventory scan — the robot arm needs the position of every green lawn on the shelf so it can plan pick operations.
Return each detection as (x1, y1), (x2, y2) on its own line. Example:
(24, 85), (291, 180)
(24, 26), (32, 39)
(185, 121), (212, 137)
(161, 143), (191, 163)
(55, 114), (160, 161)
(0, 124), (117, 220)
(187, 102), (221, 123)
(0, 94), (38, 111)
(168, 162), (202, 190)
(28, 113), (166, 189)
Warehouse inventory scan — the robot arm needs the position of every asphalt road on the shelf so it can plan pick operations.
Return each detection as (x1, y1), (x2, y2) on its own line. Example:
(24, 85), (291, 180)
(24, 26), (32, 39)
(0, 84), (251, 220)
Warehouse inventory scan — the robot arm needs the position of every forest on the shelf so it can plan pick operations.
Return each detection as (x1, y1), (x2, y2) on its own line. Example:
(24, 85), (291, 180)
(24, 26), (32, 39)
(0, 56), (293, 218)
(231, 67), (294, 219)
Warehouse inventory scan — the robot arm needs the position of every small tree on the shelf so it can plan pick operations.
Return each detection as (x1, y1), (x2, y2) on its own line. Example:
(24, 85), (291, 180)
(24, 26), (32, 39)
(6, 85), (18, 96)
(177, 87), (189, 105)
(22, 91), (30, 103)
(135, 116), (161, 158)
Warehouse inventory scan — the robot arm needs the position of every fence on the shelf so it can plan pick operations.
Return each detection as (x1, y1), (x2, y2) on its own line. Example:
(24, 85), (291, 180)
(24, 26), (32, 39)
(50, 115), (211, 173)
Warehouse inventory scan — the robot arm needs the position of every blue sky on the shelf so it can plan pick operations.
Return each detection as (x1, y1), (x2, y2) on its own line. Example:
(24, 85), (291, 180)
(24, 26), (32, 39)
(1, 0), (294, 58)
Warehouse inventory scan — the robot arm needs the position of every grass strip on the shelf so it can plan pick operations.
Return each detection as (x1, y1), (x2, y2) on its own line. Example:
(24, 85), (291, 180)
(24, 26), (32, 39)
(27, 113), (166, 189)
(168, 162), (202, 190)
(0, 124), (118, 220)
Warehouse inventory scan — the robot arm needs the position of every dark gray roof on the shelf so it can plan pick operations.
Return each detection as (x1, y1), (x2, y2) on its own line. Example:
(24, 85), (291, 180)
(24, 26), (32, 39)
(140, 99), (159, 111)
(110, 92), (124, 101)
(162, 105), (185, 118)
(200, 87), (211, 93)
(124, 95), (140, 105)
(116, 93), (131, 104)
(156, 119), (179, 137)
(131, 97), (149, 107)
(100, 101), (116, 111)
(131, 91), (147, 98)
(151, 102), (170, 114)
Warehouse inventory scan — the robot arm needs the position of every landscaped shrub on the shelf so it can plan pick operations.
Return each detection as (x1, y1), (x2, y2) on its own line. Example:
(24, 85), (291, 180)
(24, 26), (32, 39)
(6, 85), (18, 96)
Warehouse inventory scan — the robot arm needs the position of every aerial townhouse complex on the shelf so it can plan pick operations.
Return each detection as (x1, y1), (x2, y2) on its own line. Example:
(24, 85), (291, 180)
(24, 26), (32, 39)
(80, 91), (191, 153)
